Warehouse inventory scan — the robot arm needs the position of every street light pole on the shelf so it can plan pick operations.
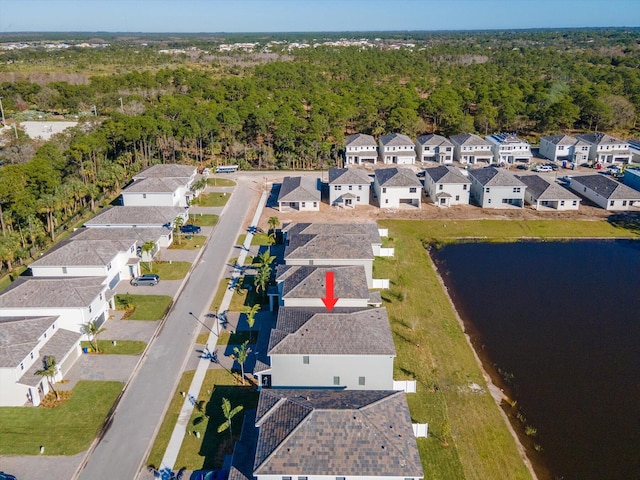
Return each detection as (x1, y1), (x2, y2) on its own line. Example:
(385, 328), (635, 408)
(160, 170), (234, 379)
(188, 311), (218, 337)
(119, 97), (124, 114)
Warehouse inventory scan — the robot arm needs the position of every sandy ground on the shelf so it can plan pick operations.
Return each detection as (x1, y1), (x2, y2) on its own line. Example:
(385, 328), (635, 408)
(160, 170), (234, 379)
(20, 121), (78, 140)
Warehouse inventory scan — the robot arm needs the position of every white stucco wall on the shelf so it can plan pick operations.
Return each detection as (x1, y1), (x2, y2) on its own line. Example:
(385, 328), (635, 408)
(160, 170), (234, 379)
(376, 185), (422, 208)
(424, 178), (470, 206)
(470, 182), (524, 208)
(329, 183), (370, 206)
(569, 179), (638, 210)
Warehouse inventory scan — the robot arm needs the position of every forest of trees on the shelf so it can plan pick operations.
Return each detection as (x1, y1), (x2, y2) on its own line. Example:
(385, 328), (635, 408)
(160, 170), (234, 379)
(0, 28), (639, 272)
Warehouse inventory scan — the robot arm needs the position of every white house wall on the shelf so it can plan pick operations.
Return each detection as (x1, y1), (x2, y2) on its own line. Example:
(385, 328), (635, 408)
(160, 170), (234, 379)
(121, 192), (178, 207)
(569, 180), (637, 210)
(424, 179), (470, 206)
(0, 300), (109, 334)
(376, 186), (422, 208)
(270, 354), (394, 390)
(471, 182), (524, 208)
(329, 184), (370, 206)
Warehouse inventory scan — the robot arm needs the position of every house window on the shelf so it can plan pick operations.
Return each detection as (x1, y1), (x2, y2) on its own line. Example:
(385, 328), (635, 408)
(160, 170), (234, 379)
(359, 376), (365, 386)
(485, 188), (490, 193)
(573, 201), (577, 206)
(30, 352), (34, 359)
(358, 185), (362, 190)
(143, 193), (147, 199)
(463, 184), (467, 190)
(335, 185), (341, 191)
(303, 356), (309, 364)
(439, 185), (443, 191)
(107, 262), (112, 271)
(409, 188), (417, 193)
(623, 200), (627, 206)
(20, 363), (24, 370)
(385, 199), (389, 204)
(298, 477), (307, 480)
(610, 200), (615, 206)
(560, 201), (565, 206)
(333, 376), (340, 385)
(356, 196), (361, 201)
(100, 293), (103, 301)
(382, 187), (387, 193)
(336, 477), (346, 480)
(283, 477), (292, 480)
(513, 187), (521, 193)
(301, 202), (306, 208)
(89, 305), (93, 313)
(488, 199), (492, 204)
(313, 202), (317, 208)
(455, 195), (460, 201)
(348, 185), (353, 190)
(62, 267), (68, 274)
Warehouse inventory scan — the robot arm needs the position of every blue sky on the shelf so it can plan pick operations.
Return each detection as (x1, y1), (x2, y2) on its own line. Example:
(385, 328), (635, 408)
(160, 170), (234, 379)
(0, 0), (638, 33)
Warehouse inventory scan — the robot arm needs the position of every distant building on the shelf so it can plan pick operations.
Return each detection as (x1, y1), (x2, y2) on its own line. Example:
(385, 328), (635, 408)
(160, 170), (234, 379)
(568, 174), (640, 210)
(468, 167), (526, 208)
(486, 133), (532, 165)
(539, 134), (590, 166)
(374, 167), (422, 208)
(516, 174), (581, 210)
(344, 133), (378, 165)
(623, 168), (640, 192)
(576, 133), (632, 165)
(415, 134), (454, 164)
(379, 133), (416, 164)
(277, 177), (321, 212)
(327, 168), (371, 207)
(450, 133), (493, 164)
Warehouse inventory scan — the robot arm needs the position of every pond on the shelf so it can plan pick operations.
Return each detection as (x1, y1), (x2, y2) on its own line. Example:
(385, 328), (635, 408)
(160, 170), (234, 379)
(431, 240), (640, 480)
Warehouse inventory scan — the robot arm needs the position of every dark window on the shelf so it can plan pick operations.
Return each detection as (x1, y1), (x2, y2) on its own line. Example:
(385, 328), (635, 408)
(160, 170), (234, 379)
(410, 187), (417, 193)
(303, 356), (309, 364)
(463, 184), (468, 190)
(439, 185), (443, 191)
(333, 376), (340, 385)
(359, 377), (365, 386)
(382, 187), (387, 193)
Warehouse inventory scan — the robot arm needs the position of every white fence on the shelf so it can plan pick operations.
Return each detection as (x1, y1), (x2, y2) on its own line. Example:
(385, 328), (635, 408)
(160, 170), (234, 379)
(372, 278), (390, 289)
(393, 380), (417, 393)
(378, 247), (395, 257)
(412, 423), (429, 438)
(378, 228), (389, 237)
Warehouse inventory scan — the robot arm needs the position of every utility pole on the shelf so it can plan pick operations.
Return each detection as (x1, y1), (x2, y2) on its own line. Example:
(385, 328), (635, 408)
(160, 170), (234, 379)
(0, 96), (5, 126)
(92, 105), (97, 116)
(119, 97), (124, 114)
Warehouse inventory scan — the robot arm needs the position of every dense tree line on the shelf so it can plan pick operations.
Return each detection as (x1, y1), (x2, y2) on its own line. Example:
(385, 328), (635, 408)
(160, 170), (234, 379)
(0, 29), (639, 273)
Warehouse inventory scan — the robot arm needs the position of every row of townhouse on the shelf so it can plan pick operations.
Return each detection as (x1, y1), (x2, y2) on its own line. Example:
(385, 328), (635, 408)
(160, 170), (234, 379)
(346, 131), (635, 167)
(0, 164), (196, 407)
(278, 165), (640, 214)
(228, 223), (425, 480)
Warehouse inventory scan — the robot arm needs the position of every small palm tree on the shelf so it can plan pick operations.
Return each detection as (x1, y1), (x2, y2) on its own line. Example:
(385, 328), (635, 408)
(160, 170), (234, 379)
(36, 355), (59, 401)
(173, 216), (185, 245)
(242, 304), (260, 333)
(255, 250), (275, 268)
(217, 397), (243, 440)
(268, 216), (280, 233)
(254, 264), (271, 297)
(232, 340), (251, 386)
(81, 320), (106, 353)
(141, 241), (156, 271)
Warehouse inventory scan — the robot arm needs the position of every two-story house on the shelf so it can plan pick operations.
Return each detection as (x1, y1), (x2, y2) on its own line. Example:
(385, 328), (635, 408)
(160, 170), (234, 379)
(576, 133), (632, 165)
(379, 133), (416, 164)
(73, 226), (174, 259)
(424, 166), (471, 207)
(468, 167), (526, 208)
(327, 168), (371, 207)
(539, 134), (590, 166)
(84, 206), (188, 229)
(344, 133), (378, 165)
(122, 164), (198, 207)
(450, 133), (494, 164)
(486, 133), (532, 165)
(415, 134), (454, 164)
(374, 167), (422, 208)
(282, 222), (389, 257)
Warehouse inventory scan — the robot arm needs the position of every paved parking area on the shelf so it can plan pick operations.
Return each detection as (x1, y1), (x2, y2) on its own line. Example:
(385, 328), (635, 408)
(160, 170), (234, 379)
(115, 278), (182, 297)
(60, 355), (140, 390)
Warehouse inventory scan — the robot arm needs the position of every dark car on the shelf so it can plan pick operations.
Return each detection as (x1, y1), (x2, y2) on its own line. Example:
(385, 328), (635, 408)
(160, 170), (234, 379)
(130, 274), (159, 286)
(180, 224), (202, 234)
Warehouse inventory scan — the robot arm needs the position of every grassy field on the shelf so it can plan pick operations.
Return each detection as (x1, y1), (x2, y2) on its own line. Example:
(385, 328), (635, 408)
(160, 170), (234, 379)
(194, 192), (230, 207)
(373, 218), (640, 479)
(207, 177), (236, 187)
(236, 232), (272, 246)
(147, 369), (257, 471)
(0, 381), (123, 455)
(142, 260), (192, 279)
(188, 214), (219, 226)
(210, 276), (262, 313)
(81, 340), (146, 355)
(169, 235), (207, 250)
(115, 294), (173, 320)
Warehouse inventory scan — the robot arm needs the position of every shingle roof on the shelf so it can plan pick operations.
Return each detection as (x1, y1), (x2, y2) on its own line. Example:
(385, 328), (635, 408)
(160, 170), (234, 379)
(515, 175), (581, 201)
(0, 277), (106, 309)
(576, 132), (626, 146)
(123, 177), (187, 193)
(542, 134), (579, 146)
(73, 226), (171, 243)
(285, 234), (374, 260)
(380, 133), (414, 147)
(416, 133), (453, 147)
(31, 238), (134, 268)
(571, 174), (640, 200)
(229, 409), (259, 480)
(283, 223), (381, 244)
(374, 167), (421, 187)
(133, 164), (196, 179)
(0, 316), (57, 368)
(268, 307), (395, 355)
(469, 167), (526, 187)
(277, 177), (321, 203)
(345, 133), (377, 147)
(281, 265), (369, 301)
(252, 389), (423, 477)
(328, 168), (371, 185)
(425, 166), (470, 184)
(84, 206), (185, 227)
(18, 328), (81, 387)
(450, 133), (491, 147)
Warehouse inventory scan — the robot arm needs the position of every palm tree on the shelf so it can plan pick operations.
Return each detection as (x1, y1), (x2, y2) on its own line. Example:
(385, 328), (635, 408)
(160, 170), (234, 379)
(36, 355), (59, 401)
(254, 264), (271, 297)
(81, 320), (106, 353)
(173, 216), (184, 245)
(141, 241), (156, 272)
(255, 250), (275, 268)
(242, 304), (260, 333)
(217, 397), (243, 440)
(232, 340), (251, 385)
(268, 216), (280, 233)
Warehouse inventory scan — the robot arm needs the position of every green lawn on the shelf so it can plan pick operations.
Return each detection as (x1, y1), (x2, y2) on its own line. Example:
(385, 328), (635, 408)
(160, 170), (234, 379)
(115, 294), (173, 321)
(0, 381), (123, 455)
(142, 261), (192, 279)
(194, 192), (230, 207)
(81, 340), (146, 355)
(188, 214), (219, 226)
(169, 235), (207, 250)
(210, 276), (263, 313)
(217, 330), (259, 346)
(0, 266), (28, 292)
(207, 177), (236, 187)
(236, 232), (271, 246)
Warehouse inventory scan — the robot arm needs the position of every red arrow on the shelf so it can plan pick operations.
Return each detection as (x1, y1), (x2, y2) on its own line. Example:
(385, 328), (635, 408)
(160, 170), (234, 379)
(322, 271), (339, 312)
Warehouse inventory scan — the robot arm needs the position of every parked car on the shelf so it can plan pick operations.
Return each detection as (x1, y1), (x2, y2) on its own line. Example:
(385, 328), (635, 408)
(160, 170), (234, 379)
(180, 224), (202, 234)
(545, 162), (559, 171)
(535, 164), (553, 173)
(130, 274), (159, 286)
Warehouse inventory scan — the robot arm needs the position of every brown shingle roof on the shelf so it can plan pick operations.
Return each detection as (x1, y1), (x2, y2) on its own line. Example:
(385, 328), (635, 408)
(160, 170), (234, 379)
(450, 133), (491, 147)
(283, 222), (381, 244)
(31, 238), (134, 268)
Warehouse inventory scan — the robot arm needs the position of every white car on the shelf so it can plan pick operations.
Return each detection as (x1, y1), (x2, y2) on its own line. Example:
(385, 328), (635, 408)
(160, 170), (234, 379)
(535, 165), (553, 173)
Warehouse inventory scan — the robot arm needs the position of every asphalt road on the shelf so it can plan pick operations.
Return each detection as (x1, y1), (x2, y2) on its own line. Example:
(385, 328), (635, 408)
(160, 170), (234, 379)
(76, 179), (259, 480)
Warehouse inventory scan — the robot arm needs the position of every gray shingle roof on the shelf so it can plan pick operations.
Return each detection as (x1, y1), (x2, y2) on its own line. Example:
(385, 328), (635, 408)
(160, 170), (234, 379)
(425, 166), (470, 184)
(84, 206), (185, 227)
(374, 167), (421, 187)
(133, 164), (196, 179)
(515, 175), (581, 201)
(0, 277), (106, 308)
(18, 328), (81, 387)
(576, 132), (626, 146)
(73, 226), (171, 243)
(450, 133), (491, 147)
(123, 177), (188, 193)
(31, 238), (134, 268)
(345, 133), (377, 148)
(469, 167), (526, 187)
(252, 389), (423, 477)
(285, 234), (374, 260)
(416, 133), (453, 147)
(328, 168), (371, 185)
(281, 265), (369, 301)
(380, 133), (414, 147)
(542, 134), (579, 146)
(277, 177), (321, 203)
(571, 174), (640, 200)
(268, 307), (395, 356)
(0, 316), (58, 368)
(283, 222), (382, 244)
(229, 409), (259, 480)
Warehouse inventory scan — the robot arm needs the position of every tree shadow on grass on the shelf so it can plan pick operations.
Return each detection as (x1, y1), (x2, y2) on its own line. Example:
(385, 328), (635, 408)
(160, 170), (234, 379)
(607, 212), (640, 235)
(197, 385), (259, 470)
